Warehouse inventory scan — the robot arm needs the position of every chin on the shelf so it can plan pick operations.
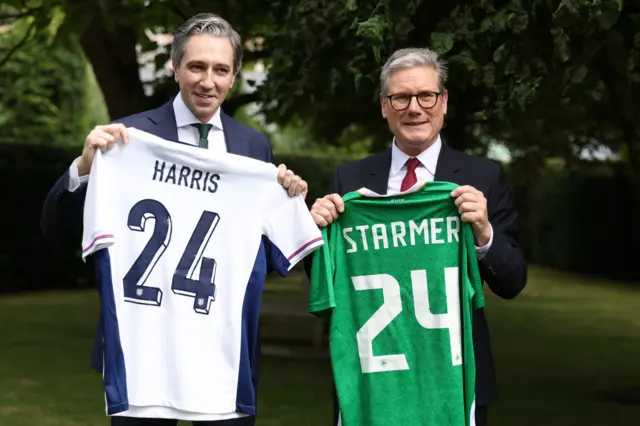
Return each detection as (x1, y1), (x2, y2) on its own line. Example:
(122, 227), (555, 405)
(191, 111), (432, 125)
(196, 105), (216, 115)
(402, 134), (431, 145)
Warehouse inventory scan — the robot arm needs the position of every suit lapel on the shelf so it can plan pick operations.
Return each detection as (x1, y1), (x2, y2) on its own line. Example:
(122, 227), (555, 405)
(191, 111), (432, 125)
(146, 100), (179, 141)
(365, 149), (392, 194)
(434, 144), (462, 182)
(144, 100), (245, 156)
(220, 110), (249, 156)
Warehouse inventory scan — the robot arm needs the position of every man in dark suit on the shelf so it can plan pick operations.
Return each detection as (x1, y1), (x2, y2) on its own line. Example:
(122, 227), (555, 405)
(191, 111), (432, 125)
(308, 47), (527, 426)
(41, 13), (306, 426)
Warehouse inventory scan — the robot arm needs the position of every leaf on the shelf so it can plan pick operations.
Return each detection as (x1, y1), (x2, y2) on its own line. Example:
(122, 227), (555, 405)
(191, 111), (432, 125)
(373, 45), (382, 64)
(482, 63), (496, 87)
(493, 43), (508, 63)
(479, 16), (493, 33)
(430, 32), (455, 55)
(504, 54), (518, 75)
(598, 9), (620, 30)
(491, 9), (508, 32)
(345, 0), (357, 12)
(570, 65), (588, 84)
(553, 29), (571, 62)
(590, 80), (607, 101)
(45, 5), (66, 44)
(552, 3), (576, 28)
(472, 110), (489, 121)
(506, 10), (529, 34)
(355, 15), (387, 44)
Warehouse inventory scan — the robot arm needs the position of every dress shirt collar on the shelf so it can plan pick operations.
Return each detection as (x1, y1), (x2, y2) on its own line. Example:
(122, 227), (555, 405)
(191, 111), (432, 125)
(173, 92), (223, 130)
(390, 135), (442, 176)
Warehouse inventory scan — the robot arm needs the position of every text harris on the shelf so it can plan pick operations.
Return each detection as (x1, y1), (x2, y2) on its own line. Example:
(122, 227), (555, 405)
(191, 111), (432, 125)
(152, 160), (220, 193)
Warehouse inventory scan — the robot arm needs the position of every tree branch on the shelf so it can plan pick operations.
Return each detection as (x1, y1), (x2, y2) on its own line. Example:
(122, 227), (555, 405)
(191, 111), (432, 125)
(0, 7), (41, 22)
(0, 14), (38, 69)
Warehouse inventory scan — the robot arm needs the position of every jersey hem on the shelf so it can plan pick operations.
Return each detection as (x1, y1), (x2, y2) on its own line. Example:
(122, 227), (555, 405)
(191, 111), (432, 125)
(111, 406), (250, 421)
(236, 403), (255, 416)
(107, 401), (129, 415)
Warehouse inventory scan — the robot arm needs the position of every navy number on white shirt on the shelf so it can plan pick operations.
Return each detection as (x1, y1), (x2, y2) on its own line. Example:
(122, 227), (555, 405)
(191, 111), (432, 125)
(172, 211), (219, 314)
(123, 199), (219, 314)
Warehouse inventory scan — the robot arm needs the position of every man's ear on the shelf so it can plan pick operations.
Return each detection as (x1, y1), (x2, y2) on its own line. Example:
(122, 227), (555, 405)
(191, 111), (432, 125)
(172, 61), (179, 82)
(441, 90), (448, 115)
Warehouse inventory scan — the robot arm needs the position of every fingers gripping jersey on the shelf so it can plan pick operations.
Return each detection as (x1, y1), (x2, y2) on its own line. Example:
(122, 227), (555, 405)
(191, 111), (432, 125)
(308, 182), (484, 426)
(82, 128), (323, 421)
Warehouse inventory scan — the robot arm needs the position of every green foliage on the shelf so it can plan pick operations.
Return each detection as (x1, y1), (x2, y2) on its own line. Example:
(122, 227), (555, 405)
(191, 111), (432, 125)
(259, 0), (639, 170)
(0, 17), (105, 146)
(3, 0), (638, 172)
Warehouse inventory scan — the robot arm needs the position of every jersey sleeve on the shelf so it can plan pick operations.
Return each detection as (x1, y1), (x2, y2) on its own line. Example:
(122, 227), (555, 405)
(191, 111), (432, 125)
(307, 226), (336, 320)
(81, 149), (115, 259)
(261, 188), (323, 275)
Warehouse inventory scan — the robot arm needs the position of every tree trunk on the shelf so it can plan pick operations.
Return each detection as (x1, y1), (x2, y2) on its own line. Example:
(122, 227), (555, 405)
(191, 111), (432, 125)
(78, 10), (149, 121)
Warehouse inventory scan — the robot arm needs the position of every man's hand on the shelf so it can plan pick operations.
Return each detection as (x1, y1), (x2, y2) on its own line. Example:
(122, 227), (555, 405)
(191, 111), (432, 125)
(451, 185), (491, 246)
(277, 164), (308, 198)
(310, 194), (344, 227)
(77, 124), (129, 176)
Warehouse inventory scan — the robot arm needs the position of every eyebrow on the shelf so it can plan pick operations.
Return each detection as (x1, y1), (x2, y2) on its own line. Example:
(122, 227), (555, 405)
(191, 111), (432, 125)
(185, 60), (232, 69)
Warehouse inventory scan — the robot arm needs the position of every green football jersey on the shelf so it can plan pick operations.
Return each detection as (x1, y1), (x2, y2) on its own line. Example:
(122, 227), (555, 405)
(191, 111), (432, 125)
(308, 181), (484, 426)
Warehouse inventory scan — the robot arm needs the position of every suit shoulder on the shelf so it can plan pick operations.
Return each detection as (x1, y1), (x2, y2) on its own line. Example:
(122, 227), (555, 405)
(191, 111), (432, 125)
(110, 108), (158, 127)
(335, 150), (389, 176)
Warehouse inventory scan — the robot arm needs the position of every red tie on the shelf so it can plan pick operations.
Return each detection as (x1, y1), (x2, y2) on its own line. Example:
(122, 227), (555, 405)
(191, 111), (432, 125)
(401, 158), (421, 192)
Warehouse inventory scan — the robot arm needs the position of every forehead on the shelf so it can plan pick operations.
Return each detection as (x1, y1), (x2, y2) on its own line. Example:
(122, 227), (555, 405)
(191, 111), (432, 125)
(180, 34), (234, 66)
(387, 66), (439, 93)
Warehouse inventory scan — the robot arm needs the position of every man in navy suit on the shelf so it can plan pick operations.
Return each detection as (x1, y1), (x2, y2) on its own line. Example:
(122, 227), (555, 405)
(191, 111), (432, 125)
(308, 47), (527, 426)
(41, 13), (306, 426)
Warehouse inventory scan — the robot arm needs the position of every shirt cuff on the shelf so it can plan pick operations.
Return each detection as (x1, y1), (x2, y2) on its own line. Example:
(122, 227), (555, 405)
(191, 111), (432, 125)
(475, 223), (493, 260)
(67, 158), (89, 192)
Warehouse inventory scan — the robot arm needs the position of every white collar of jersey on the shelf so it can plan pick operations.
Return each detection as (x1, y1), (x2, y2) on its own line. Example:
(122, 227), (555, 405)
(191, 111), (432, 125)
(173, 92), (223, 130)
(390, 135), (441, 176)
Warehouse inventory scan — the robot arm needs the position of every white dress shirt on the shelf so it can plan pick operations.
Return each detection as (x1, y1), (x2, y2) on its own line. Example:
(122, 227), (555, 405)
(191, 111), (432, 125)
(173, 92), (227, 153)
(68, 92), (226, 191)
(388, 136), (493, 259)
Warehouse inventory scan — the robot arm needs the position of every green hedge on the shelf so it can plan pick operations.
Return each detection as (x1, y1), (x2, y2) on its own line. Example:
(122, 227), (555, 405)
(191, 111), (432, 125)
(0, 144), (92, 293)
(0, 144), (637, 294)
(509, 161), (637, 281)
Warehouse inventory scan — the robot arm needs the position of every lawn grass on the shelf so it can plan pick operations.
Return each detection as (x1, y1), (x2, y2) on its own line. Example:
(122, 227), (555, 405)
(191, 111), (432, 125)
(0, 266), (638, 425)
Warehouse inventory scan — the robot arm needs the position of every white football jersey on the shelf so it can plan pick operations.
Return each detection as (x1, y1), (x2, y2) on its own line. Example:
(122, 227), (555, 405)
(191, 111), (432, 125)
(81, 128), (323, 420)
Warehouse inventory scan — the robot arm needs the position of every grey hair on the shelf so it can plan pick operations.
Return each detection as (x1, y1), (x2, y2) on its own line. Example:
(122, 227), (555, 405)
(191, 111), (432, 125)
(380, 47), (448, 95)
(171, 13), (243, 73)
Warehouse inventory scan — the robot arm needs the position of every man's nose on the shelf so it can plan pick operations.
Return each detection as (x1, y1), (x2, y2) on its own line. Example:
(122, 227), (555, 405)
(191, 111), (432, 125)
(200, 71), (215, 90)
(406, 96), (423, 114)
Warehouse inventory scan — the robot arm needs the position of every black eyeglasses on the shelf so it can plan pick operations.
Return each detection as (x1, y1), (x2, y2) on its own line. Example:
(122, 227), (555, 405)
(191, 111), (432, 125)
(386, 91), (442, 110)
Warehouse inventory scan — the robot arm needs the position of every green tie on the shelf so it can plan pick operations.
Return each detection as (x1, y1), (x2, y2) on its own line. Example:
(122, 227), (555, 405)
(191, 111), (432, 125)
(191, 123), (213, 149)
